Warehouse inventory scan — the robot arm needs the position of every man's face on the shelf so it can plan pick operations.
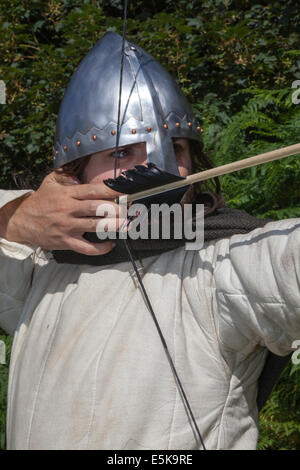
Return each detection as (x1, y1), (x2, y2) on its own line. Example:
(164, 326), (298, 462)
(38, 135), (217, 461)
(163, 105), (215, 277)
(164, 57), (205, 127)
(82, 138), (192, 184)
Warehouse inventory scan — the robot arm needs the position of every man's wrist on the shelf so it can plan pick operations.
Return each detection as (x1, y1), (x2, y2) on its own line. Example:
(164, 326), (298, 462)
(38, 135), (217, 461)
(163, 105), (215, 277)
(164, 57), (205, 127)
(0, 193), (33, 243)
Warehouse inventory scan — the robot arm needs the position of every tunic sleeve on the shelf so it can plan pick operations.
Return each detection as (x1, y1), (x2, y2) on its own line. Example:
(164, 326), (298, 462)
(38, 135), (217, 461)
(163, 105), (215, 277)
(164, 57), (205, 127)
(212, 218), (300, 356)
(0, 190), (36, 335)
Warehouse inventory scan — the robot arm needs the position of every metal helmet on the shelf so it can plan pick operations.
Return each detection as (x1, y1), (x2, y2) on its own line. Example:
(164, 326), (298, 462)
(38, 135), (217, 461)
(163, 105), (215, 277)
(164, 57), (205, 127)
(52, 32), (202, 176)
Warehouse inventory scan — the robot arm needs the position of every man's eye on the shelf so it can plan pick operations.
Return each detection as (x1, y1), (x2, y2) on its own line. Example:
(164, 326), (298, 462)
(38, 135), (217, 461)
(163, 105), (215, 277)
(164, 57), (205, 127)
(112, 149), (128, 159)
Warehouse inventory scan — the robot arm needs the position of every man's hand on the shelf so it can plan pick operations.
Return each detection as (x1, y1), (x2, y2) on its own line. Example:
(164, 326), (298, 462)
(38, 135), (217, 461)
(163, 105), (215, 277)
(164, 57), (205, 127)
(0, 171), (125, 256)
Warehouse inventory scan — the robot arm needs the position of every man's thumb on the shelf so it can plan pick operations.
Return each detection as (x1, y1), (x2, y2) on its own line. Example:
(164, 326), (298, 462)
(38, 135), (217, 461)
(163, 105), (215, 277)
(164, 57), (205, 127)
(52, 171), (81, 186)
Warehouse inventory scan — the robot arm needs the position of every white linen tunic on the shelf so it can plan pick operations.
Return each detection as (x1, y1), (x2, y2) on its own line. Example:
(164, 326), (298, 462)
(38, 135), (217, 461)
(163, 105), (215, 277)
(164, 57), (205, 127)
(0, 190), (300, 450)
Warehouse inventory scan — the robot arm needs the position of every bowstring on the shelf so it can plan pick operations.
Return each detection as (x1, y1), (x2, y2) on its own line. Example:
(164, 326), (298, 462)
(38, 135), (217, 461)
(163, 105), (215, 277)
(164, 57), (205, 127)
(114, 0), (128, 178)
(114, 0), (206, 451)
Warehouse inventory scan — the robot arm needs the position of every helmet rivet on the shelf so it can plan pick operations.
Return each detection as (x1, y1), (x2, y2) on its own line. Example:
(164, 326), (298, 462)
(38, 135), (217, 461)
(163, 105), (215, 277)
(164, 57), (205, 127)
(111, 130), (116, 136)
(131, 129), (136, 134)
(176, 122), (180, 127)
(200, 128), (204, 132)
(188, 122), (192, 127)
(92, 134), (97, 140)
(163, 124), (168, 129)
(146, 127), (152, 132)
(63, 145), (67, 151)
(76, 140), (81, 146)
(55, 150), (59, 156)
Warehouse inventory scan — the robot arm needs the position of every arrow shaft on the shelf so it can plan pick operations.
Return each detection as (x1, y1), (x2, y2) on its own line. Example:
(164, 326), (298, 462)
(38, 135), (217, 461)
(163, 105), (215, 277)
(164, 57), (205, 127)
(121, 142), (300, 204)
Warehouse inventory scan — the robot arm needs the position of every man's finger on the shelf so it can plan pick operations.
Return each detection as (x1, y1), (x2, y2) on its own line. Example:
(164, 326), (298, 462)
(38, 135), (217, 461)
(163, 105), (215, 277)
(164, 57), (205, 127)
(71, 217), (127, 233)
(45, 171), (125, 200)
(72, 200), (123, 218)
(71, 182), (123, 200)
(68, 235), (116, 256)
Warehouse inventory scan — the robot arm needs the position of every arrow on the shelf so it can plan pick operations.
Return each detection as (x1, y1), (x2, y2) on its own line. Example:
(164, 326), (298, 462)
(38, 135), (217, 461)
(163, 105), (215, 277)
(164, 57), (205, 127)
(119, 142), (300, 205)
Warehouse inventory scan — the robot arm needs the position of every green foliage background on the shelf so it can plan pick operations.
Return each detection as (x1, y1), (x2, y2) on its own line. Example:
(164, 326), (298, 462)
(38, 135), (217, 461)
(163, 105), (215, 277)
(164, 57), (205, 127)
(1, 0), (300, 450)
